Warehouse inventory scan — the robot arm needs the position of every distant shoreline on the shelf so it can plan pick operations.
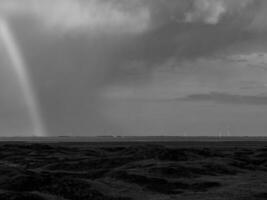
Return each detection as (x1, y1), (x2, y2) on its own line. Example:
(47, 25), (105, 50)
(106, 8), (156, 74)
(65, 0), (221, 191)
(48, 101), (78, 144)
(0, 136), (266, 143)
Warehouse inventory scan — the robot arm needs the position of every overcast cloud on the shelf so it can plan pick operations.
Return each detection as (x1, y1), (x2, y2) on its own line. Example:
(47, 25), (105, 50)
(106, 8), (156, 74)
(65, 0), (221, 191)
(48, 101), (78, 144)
(0, 0), (267, 136)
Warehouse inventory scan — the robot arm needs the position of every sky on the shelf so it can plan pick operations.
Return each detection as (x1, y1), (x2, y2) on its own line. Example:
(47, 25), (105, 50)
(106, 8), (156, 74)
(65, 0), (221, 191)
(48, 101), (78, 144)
(0, 0), (267, 136)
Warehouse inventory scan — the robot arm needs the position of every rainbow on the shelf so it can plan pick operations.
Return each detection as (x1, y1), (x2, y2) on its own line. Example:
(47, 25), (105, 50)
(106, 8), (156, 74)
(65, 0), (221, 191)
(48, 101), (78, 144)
(0, 18), (45, 136)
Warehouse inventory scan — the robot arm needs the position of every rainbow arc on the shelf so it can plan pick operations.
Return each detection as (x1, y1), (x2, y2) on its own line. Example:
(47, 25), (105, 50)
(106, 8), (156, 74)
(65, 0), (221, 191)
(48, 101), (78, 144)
(0, 18), (45, 136)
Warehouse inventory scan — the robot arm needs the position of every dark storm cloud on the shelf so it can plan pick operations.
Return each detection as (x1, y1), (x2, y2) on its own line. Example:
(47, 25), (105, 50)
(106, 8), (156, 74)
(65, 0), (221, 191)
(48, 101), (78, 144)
(106, 0), (267, 77)
(1, 0), (267, 136)
(3, 1), (267, 67)
(181, 92), (267, 105)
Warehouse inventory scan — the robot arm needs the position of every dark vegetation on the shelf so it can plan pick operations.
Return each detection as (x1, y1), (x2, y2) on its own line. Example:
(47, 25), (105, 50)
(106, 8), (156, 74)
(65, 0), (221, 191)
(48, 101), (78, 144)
(0, 141), (266, 199)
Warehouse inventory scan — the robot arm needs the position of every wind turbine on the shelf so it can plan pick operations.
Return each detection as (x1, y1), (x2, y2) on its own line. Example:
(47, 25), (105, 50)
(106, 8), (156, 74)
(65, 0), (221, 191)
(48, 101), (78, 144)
(226, 127), (231, 137)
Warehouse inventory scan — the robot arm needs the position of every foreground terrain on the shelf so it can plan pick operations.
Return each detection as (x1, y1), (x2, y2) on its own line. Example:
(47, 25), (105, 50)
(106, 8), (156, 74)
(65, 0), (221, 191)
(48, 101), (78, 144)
(0, 140), (266, 200)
